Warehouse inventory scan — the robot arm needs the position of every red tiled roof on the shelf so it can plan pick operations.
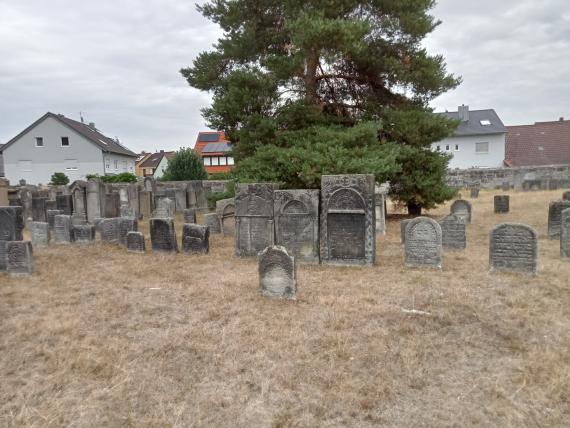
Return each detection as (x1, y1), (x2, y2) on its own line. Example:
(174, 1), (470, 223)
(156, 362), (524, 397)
(506, 119), (570, 167)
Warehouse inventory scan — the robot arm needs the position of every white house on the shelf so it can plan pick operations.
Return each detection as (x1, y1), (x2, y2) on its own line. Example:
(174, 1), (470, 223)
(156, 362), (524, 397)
(432, 105), (507, 169)
(0, 112), (137, 184)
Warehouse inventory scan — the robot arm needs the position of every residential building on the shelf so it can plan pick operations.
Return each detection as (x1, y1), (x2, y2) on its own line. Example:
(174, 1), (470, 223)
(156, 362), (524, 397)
(506, 118), (570, 167)
(135, 151), (153, 176)
(0, 112), (137, 184)
(194, 131), (234, 174)
(138, 150), (175, 178)
(432, 105), (507, 169)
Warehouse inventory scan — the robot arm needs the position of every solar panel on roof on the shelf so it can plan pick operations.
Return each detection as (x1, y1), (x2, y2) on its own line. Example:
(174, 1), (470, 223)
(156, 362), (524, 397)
(198, 133), (220, 142)
(202, 142), (231, 153)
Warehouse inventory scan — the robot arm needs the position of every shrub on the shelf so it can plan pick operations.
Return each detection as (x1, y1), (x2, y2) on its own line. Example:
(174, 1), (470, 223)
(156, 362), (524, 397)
(50, 172), (70, 185)
(161, 148), (207, 181)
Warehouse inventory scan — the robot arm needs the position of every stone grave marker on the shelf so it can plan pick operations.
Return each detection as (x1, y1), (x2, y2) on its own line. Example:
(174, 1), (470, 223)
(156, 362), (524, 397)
(104, 193), (120, 218)
(120, 206), (135, 218)
(470, 188), (480, 198)
(502, 182), (510, 191)
(235, 183), (275, 257)
(274, 189), (319, 263)
(183, 208), (196, 224)
(150, 218), (178, 253)
(400, 219), (411, 244)
(561, 208), (570, 259)
(548, 200), (570, 239)
(204, 213), (221, 234)
(71, 213), (87, 226)
(31, 197), (47, 222)
(494, 195), (510, 214)
(56, 195), (73, 215)
(405, 217), (442, 268)
(375, 183), (389, 236)
(174, 188), (187, 212)
(182, 224), (209, 254)
(450, 199), (472, 224)
(86, 180), (103, 223)
(100, 217), (120, 243)
(490, 223), (537, 275)
(6, 241), (34, 276)
(216, 198), (235, 237)
(54, 215), (74, 244)
(73, 225), (96, 244)
(0, 206), (24, 242)
(152, 197), (174, 219)
(119, 218), (138, 246)
(563, 191), (570, 201)
(127, 231), (146, 253)
(45, 200), (57, 211)
(30, 222), (49, 248)
(0, 178), (8, 206)
(259, 246), (296, 300)
(439, 214), (466, 251)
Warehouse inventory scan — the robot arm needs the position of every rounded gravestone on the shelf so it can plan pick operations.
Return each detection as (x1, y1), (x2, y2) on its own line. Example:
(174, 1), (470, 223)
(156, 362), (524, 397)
(450, 199), (472, 224)
(258, 246), (296, 299)
(489, 223), (537, 275)
(404, 217), (442, 268)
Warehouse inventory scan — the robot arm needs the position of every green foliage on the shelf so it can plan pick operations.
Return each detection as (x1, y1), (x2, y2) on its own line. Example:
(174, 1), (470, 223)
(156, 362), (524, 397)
(161, 148), (208, 182)
(86, 173), (138, 183)
(50, 172), (69, 185)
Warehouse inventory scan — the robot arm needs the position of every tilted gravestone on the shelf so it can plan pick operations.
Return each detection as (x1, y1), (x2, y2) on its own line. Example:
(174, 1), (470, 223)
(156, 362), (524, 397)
(548, 200), (570, 239)
(73, 225), (96, 244)
(439, 214), (466, 251)
(320, 175), (375, 266)
(30, 222), (49, 248)
(204, 213), (221, 234)
(6, 241), (34, 276)
(56, 194), (73, 215)
(152, 197), (174, 219)
(259, 246), (297, 300)
(235, 183), (275, 257)
(400, 219), (411, 244)
(100, 217), (121, 244)
(127, 231), (146, 253)
(274, 189), (319, 264)
(31, 197), (47, 222)
(405, 217), (442, 268)
(54, 215), (74, 244)
(563, 191), (570, 201)
(216, 198), (235, 237)
(150, 218), (178, 253)
(0, 206), (25, 271)
(182, 224), (209, 254)
(490, 223), (537, 275)
(561, 208), (570, 259)
(183, 208), (196, 224)
(118, 218), (138, 246)
(450, 199), (472, 224)
(494, 195), (510, 214)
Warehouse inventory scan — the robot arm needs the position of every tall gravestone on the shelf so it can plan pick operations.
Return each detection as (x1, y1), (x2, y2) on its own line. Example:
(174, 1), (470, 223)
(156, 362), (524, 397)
(70, 181), (88, 220)
(30, 222), (50, 248)
(494, 195), (510, 214)
(6, 241), (34, 276)
(560, 208), (570, 259)
(182, 224), (210, 254)
(32, 197), (47, 222)
(127, 231), (146, 253)
(56, 195), (73, 215)
(183, 208), (196, 224)
(139, 190), (153, 219)
(174, 188), (187, 213)
(405, 217), (442, 268)
(375, 183), (389, 236)
(204, 213), (221, 234)
(274, 189), (320, 264)
(216, 198), (235, 237)
(450, 199), (472, 224)
(54, 215), (74, 244)
(0, 206), (25, 272)
(73, 225), (96, 244)
(490, 223), (537, 275)
(439, 214), (466, 251)
(320, 175), (375, 266)
(100, 218), (121, 243)
(259, 246), (297, 300)
(400, 219), (411, 244)
(150, 218), (178, 253)
(235, 183), (275, 257)
(118, 218), (138, 246)
(548, 200), (570, 239)
(86, 180), (103, 223)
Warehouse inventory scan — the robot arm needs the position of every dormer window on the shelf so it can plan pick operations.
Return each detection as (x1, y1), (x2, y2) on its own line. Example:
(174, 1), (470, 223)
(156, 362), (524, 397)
(480, 120), (491, 126)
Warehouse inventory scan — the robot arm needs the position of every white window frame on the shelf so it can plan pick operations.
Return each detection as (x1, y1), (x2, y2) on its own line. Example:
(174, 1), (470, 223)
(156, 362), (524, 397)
(114, 160), (118, 170)
(445, 144), (450, 152)
(475, 142), (489, 154)
(61, 136), (70, 147)
(35, 137), (44, 147)
(219, 156), (227, 166)
(454, 144), (459, 151)
(105, 158), (110, 169)
(227, 157), (234, 165)
(211, 156), (219, 166)
(436, 145), (441, 152)
(204, 157), (211, 166)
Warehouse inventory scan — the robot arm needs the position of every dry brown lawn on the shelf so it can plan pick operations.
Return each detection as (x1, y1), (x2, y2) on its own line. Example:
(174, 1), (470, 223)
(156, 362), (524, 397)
(1, 190), (569, 427)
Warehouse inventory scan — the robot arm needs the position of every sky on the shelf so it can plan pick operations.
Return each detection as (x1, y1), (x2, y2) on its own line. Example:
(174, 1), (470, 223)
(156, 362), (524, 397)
(0, 0), (569, 154)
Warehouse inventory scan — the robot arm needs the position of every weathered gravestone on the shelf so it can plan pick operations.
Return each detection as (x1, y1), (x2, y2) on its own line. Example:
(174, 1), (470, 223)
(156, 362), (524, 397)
(71, 213), (87, 226)
(375, 183), (389, 236)
(470, 187), (480, 198)
(173, 188), (187, 213)
(320, 175), (375, 266)
(86, 180), (103, 223)
(494, 195), (510, 214)
(182, 224), (209, 254)
(502, 182), (511, 191)
(563, 191), (570, 201)
(47, 209), (62, 231)
(73, 225), (96, 244)
(104, 193), (120, 218)
(56, 195), (73, 215)
(439, 214), (466, 251)
(150, 218), (178, 253)
(548, 200), (570, 239)
(187, 181), (208, 210)
(54, 215), (74, 244)
(99, 217), (120, 243)
(30, 222), (49, 248)
(404, 217), (442, 268)
(127, 231), (146, 253)
(560, 208), (570, 259)
(274, 189), (319, 263)
(204, 213), (221, 234)
(0, 206), (25, 271)
(490, 223), (537, 275)
(118, 218), (138, 246)
(259, 246), (296, 299)
(120, 205), (135, 218)
(32, 197), (47, 222)
(183, 208), (196, 224)
(400, 219), (411, 244)
(216, 198), (235, 237)
(6, 241), (34, 276)
(450, 199), (472, 224)
(152, 197), (174, 219)
(45, 200), (57, 211)
(235, 183), (275, 257)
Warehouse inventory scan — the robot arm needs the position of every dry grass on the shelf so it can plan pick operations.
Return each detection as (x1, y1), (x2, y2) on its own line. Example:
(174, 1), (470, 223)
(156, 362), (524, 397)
(0, 190), (569, 427)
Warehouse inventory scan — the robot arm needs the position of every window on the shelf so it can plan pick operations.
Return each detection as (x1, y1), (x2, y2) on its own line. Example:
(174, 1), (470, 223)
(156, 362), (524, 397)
(219, 157), (227, 166)
(455, 144), (459, 151)
(436, 145), (441, 151)
(35, 137), (44, 147)
(64, 159), (78, 171)
(122, 160), (127, 171)
(105, 157), (110, 169)
(211, 157), (219, 166)
(227, 157), (234, 165)
(204, 157), (211, 166)
(480, 120), (491, 126)
(475, 142), (489, 153)
(114, 160), (118, 170)
(61, 137), (70, 146)
(445, 145), (450, 151)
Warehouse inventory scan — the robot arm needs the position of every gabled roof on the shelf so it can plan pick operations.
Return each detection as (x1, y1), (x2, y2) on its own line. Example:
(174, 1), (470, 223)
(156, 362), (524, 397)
(436, 109), (507, 136)
(506, 119), (570, 167)
(2, 112), (137, 157)
(139, 151), (175, 168)
(194, 131), (228, 154)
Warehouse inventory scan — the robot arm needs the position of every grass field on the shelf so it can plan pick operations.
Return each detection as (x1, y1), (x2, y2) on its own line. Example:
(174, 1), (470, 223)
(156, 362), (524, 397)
(1, 190), (569, 427)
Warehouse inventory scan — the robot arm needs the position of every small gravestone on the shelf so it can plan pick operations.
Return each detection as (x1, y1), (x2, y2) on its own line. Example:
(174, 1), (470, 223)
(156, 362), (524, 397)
(502, 182), (510, 191)
(56, 194), (73, 215)
(6, 241), (33, 276)
(118, 218), (138, 246)
(31, 197), (47, 222)
(548, 200), (570, 239)
(450, 199), (472, 224)
(182, 224), (209, 254)
(439, 214), (466, 251)
(469, 187), (480, 198)
(127, 231), (146, 253)
(259, 246), (296, 299)
(30, 222), (49, 248)
(100, 217), (121, 243)
(405, 217), (442, 268)
(494, 195), (510, 214)
(150, 218), (178, 253)
(563, 191), (570, 201)
(561, 208), (570, 259)
(216, 198), (236, 237)
(400, 219), (411, 244)
(152, 197), (174, 219)
(54, 215), (74, 244)
(490, 223), (537, 275)
(235, 183), (275, 257)
(46, 209), (62, 231)
(73, 225), (96, 244)
(204, 213), (221, 234)
(183, 208), (196, 224)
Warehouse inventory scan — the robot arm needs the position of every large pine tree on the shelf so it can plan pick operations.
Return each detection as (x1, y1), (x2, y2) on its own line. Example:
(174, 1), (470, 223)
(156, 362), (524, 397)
(182, 0), (461, 213)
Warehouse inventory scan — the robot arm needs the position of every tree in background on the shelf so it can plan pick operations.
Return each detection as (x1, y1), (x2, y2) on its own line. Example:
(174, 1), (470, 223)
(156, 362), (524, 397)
(161, 148), (208, 181)
(50, 172), (69, 185)
(183, 0), (460, 213)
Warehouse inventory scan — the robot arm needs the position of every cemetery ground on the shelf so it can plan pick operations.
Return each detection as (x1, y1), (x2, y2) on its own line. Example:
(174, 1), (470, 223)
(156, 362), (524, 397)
(1, 191), (569, 427)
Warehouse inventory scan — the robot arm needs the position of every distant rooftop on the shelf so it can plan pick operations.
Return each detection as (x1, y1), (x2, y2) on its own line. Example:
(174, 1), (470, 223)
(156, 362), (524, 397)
(436, 106), (507, 137)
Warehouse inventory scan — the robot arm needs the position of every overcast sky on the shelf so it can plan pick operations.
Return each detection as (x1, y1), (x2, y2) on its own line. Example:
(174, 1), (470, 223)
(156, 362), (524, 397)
(0, 0), (568, 153)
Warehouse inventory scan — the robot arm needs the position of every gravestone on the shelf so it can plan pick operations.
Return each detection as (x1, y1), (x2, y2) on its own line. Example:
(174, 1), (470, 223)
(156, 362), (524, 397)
(439, 214), (466, 251)
(120, 206), (135, 218)
(561, 208), (570, 259)
(183, 208), (196, 224)
(30, 222), (49, 248)
(6, 241), (33, 276)
(494, 195), (510, 214)
(46, 209), (62, 231)
(104, 193), (120, 218)
(400, 219), (411, 244)
(143, 177), (156, 193)
(502, 182), (510, 191)
(56, 194), (73, 215)
(20, 189), (33, 220)
(182, 224), (209, 254)
(118, 218), (138, 246)
(204, 213), (221, 234)
(86, 180), (102, 223)
(0, 206), (25, 271)
(548, 200), (570, 239)
(563, 191), (570, 201)
(274, 189), (319, 263)
(150, 218), (178, 253)
(54, 215), (74, 244)
(490, 223), (537, 274)
(375, 183), (389, 236)
(127, 231), (146, 253)
(71, 213), (87, 226)
(320, 175), (375, 266)
(0, 178), (8, 206)
(470, 188), (480, 198)
(235, 183), (275, 257)
(405, 217), (442, 268)
(174, 188), (187, 212)
(139, 190), (153, 219)
(100, 218), (120, 243)
(45, 200), (57, 211)
(73, 225), (96, 244)
(70, 181), (88, 219)
(32, 197), (47, 222)
(152, 197), (174, 219)
(450, 199), (472, 224)
(258, 246), (296, 300)
(216, 198), (235, 237)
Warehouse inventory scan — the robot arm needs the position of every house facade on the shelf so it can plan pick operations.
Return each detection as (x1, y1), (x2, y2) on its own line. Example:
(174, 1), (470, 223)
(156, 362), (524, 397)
(194, 131), (234, 174)
(1, 112), (137, 184)
(138, 150), (175, 178)
(432, 106), (507, 169)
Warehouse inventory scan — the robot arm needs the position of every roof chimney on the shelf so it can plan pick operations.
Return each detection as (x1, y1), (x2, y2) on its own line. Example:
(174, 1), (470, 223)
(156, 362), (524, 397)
(458, 105), (469, 122)
(88, 122), (96, 130)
